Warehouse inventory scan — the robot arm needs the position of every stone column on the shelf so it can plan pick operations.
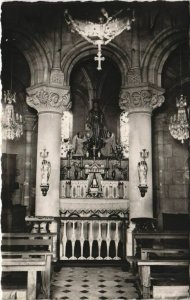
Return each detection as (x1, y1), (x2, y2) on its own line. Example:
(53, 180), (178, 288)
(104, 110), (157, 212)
(27, 85), (71, 216)
(23, 114), (36, 212)
(120, 84), (165, 220)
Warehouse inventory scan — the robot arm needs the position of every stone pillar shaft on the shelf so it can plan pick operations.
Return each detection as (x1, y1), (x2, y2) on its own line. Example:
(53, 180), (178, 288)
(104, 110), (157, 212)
(27, 84), (71, 217)
(129, 108), (153, 218)
(23, 115), (36, 210)
(36, 112), (61, 216)
(120, 84), (165, 220)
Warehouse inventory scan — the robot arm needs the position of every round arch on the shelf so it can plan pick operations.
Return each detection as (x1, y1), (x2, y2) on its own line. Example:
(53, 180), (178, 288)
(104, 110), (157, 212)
(141, 28), (188, 87)
(61, 40), (129, 86)
(10, 27), (51, 87)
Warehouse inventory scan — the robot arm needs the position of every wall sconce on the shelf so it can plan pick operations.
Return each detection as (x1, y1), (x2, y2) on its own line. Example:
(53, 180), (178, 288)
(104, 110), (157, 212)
(138, 149), (149, 197)
(40, 148), (51, 196)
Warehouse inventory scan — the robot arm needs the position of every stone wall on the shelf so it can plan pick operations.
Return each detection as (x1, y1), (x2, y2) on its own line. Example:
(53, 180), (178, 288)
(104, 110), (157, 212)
(153, 113), (189, 226)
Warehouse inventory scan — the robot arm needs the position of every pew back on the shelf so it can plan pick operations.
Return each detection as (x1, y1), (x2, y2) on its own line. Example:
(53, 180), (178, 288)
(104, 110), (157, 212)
(1, 233), (55, 300)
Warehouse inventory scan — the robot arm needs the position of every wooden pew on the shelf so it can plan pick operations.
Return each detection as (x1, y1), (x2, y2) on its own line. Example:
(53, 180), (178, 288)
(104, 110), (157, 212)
(133, 231), (189, 255)
(141, 248), (189, 260)
(130, 231), (189, 273)
(138, 260), (190, 299)
(1, 233), (56, 299)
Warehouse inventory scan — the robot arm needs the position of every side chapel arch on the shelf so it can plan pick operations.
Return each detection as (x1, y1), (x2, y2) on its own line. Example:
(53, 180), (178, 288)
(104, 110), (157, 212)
(10, 28), (51, 86)
(141, 28), (188, 87)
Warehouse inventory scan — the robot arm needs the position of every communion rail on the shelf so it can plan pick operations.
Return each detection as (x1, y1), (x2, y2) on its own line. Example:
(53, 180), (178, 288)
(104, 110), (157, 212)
(58, 217), (127, 261)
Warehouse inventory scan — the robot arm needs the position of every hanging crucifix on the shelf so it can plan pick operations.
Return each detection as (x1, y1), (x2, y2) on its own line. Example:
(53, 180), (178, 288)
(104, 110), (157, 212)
(64, 9), (135, 70)
(94, 41), (105, 70)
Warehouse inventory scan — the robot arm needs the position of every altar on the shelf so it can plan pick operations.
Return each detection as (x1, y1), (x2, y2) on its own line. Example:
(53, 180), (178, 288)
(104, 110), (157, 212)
(60, 158), (129, 214)
(58, 157), (129, 260)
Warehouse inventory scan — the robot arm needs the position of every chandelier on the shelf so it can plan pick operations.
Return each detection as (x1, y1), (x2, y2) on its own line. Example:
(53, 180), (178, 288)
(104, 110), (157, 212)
(169, 95), (190, 143)
(168, 47), (189, 144)
(169, 95), (189, 143)
(2, 90), (23, 140)
(64, 8), (135, 70)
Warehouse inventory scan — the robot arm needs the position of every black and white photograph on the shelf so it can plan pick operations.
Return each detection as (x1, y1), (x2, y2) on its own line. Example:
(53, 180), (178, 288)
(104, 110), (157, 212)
(1, 0), (190, 299)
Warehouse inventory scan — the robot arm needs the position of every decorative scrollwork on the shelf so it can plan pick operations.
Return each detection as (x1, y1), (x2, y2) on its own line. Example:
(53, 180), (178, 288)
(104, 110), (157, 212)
(119, 85), (165, 111)
(27, 86), (71, 113)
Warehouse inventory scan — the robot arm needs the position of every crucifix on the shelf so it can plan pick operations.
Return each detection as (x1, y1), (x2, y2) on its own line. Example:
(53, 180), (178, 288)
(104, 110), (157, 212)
(94, 41), (105, 70)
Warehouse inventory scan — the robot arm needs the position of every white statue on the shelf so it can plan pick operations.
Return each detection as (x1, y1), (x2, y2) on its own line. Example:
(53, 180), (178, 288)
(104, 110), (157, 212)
(72, 132), (87, 156)
(41, 160), (51, 185)
(138, 161), (148, 186)
(101, 131), (116, 157)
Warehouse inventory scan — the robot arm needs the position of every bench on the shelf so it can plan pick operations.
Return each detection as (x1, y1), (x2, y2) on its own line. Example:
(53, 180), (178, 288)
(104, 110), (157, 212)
(141, 248), (189, 260)
(133, 231), (189, 254)
(138, 260), (190, 299)
(1, 233), (56, 299)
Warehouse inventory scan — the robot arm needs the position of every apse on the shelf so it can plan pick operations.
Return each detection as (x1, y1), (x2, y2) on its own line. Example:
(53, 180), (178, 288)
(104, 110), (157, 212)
(70, 56), (122, 139)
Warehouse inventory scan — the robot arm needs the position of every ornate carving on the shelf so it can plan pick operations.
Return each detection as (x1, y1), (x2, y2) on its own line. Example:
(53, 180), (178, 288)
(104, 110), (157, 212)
(131, 91), (141, 106)
(119, 90), (131, 110)
(60, 209), (129, 218)
(50, 69), (64, 86)
(26, 85), (71, 113)
(132, 217), (157, 232)
(127, 68), (141, 85)
(119, 84), (165, 112)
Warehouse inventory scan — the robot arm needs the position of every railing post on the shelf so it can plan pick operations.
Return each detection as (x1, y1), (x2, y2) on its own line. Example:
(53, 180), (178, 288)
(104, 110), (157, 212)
(97, 221), (103, 260)
(79, 221), (85, 260)
(114, 221), (120, 260)
(88, 221), (94, 260)
(105, 221), (111, 260)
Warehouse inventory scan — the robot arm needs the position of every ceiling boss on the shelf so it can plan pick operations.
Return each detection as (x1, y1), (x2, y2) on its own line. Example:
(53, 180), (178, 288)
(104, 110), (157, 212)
(64, 8), (135, 70)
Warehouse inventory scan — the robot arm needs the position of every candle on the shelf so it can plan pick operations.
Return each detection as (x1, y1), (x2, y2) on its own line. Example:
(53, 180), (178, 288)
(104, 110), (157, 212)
(67, 153), (70, 167)
(80, 157), (83, 168)
(106, 158), (109, 169)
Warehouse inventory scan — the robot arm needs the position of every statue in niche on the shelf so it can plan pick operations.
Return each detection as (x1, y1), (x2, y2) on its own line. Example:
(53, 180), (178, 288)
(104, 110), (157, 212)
(138, 161), (148, 186)
(72, 132), (87, 156)
(101, 131), (116, 157)
(86, 100), (106, 149)
(41, 160), (51, 186)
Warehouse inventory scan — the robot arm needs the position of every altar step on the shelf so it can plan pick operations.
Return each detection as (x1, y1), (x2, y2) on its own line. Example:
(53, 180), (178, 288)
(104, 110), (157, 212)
(48, 267), (140, 299)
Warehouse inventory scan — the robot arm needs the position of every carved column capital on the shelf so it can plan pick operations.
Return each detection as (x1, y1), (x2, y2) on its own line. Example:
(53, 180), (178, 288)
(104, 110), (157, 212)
(26, 84), (71, 114)
(119, 84), (165, 113)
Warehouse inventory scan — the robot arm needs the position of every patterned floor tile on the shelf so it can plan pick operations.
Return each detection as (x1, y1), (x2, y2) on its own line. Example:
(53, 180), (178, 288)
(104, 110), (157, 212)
(49, 267), (140, 299)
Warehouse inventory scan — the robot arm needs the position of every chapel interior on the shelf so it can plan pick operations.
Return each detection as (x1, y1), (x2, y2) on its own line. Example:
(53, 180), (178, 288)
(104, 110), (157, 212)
(1, 1), (190, 300)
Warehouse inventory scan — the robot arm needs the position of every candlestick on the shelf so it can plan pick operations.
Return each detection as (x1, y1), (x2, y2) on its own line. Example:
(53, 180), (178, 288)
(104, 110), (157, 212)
(93, 145), (96, 160)
(80, 157), (83, 168)
(106, 158), (109, 169)
(119, 158), (122, 169)
(67, 152), (70, 167)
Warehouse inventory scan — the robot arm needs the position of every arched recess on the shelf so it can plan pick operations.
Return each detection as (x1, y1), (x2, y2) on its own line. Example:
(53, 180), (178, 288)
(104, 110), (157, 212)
(81, 67), (94, 103)
(141, 28), (188, 87)
(61, 40), (129, 87)
(7, 28), (52, 86)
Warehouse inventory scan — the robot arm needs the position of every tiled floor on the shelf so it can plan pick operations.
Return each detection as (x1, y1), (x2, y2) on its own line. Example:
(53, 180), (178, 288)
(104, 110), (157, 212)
(50, 267), (140, 300)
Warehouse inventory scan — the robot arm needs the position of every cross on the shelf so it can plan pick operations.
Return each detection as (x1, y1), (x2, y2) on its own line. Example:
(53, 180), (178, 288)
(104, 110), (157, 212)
(94, 42), (105, 70)
(94, 54), (105, 70)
